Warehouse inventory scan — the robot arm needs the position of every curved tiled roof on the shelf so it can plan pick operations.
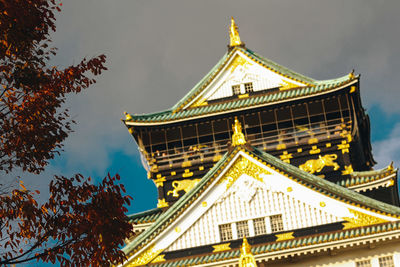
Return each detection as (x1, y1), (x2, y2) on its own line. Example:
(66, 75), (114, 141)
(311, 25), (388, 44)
(125, 79), (356, 125)
(337, 164), (397, 188)
(150, 221), (400, 266)
(124, 46), (355, 125)
(128, 208), (163, 224)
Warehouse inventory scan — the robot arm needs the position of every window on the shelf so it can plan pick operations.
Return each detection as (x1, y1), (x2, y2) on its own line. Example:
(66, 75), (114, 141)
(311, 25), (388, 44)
(236, 221), (249, 238)
(378, 256), (395, 267)
(219, 224), (232, 242)
(270, 214), (284, 232)
(244, 82), (253, 93)
(253, 218), (266, 235)
(232, 84), (241, 95)
(355, 260), (371, 267)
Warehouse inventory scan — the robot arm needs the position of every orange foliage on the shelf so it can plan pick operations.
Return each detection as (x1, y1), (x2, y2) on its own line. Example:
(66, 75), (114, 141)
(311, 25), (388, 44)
(0, 0), (133, 266)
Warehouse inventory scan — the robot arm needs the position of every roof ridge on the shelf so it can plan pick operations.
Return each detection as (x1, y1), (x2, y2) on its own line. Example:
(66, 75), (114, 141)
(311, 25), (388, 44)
(352, 165), (397, 176)
(243, 48), (316, 85)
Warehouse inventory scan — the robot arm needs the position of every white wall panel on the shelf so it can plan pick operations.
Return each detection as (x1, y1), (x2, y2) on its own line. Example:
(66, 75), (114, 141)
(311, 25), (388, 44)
(165, 185), (340, 252)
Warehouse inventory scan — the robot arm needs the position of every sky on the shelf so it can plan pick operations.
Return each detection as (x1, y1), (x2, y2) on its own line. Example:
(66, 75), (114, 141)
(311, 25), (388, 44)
(8, 0), (400, 222)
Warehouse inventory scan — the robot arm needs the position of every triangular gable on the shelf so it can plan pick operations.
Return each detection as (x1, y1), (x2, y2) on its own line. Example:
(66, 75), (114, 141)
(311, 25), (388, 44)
(186, 50), (307, 108)
(121, 147), (400, 266)
(171, 47), (317, 112)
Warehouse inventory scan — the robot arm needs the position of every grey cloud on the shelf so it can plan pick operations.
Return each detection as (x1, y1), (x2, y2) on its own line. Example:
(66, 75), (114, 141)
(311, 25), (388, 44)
(28, 0), (400, 175)
(373, 123), (400, 169)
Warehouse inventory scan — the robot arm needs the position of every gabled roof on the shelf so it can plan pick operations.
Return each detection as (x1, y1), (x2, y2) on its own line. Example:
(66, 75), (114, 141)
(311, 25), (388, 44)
(171, 47), (317, 112)
(121, 145), (400, 266)
(124, 47), (356, 126)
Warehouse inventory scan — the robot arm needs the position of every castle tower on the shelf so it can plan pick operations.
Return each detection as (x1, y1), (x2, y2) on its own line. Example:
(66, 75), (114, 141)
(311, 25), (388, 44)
(120, 19), (400, 267)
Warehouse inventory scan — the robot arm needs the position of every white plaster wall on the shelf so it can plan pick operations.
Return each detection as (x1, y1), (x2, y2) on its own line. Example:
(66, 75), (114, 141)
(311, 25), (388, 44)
(165, 185), (340, 251)
(198, 51), (304, 102)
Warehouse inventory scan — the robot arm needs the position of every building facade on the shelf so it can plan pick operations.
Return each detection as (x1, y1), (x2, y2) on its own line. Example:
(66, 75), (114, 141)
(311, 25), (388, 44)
(119, 19), (400, 267)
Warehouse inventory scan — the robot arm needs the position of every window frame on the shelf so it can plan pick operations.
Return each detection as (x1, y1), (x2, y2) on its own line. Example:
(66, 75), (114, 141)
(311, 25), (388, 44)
(244, 82), (254, 93)
(378, 255), (395, 267)
(236, 220), (250, 239)
(270, 214), (284, 232)
(253, 217), (267, 236)
(218, 223), (233, 242)
(355, 259), (371, 267)
(232, 84), (241, 95)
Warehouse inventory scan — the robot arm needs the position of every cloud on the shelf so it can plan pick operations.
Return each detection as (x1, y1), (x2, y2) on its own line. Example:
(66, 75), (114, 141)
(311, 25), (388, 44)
(10, 0), (399, 198)
(372, 123), (400, 169)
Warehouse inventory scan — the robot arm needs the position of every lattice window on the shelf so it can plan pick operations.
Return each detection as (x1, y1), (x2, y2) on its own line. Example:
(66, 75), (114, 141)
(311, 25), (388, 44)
(253, 218), (266, 235)
(219, 223), (232, 242)
(355, 259), (371, 267)
(244, 82), (253, 93)
(270, 214), (284, 232)
(236, 221), (249, 239)
(378, 256), (395, 267)
(232, 84), (241, 95)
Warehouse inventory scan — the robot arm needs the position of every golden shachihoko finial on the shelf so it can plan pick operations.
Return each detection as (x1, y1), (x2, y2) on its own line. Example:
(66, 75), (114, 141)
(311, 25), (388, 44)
(239, 237), (257, 267)
(229, 17), (243, 47)
(232, 117), (246, 146)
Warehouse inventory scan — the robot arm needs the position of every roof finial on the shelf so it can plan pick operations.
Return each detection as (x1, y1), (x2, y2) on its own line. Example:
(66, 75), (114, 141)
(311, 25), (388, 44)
(239, 237), (257, 267)
(348, 69), (355, 80)
(232, 117), (246, 147)
(229, 17), (243, 47)
(124, 111), (133, 121)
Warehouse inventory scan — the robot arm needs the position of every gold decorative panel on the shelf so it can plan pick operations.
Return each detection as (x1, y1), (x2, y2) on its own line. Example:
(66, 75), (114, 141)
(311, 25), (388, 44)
(151, 254), (165, 263)
(299, 154), (340, 174)
(342, 208), (387, 230)
(182, 169), (194, 178)
(275, 232), (294, 241)
(154, 176), (166, 187)
(167, 179), (201, 198)
(212, 243), (231, 252)
(219, 155), (270, 189)
(128, 245), (163, 267)
(338, 141), (350, 154)
(280, 151), (293, 163)
(308, 137), (318, 144)
(157, 198), (168, 208)
(279, 80), (299, 91)
(341, 165), (354, 175)
(309, 145), (321, 154)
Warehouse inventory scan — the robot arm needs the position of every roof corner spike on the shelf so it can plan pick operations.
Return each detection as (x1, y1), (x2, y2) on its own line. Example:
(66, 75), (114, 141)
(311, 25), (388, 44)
(232, 117), (247, 147)
(239, 236), (257, 267)
(348, 69), (355, 80)
(229, 17), (244, 49)
(124, 111), (133, 122)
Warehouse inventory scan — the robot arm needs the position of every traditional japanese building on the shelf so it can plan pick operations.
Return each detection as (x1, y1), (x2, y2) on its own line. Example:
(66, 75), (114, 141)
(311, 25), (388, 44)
(119, 18), (400, 267)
